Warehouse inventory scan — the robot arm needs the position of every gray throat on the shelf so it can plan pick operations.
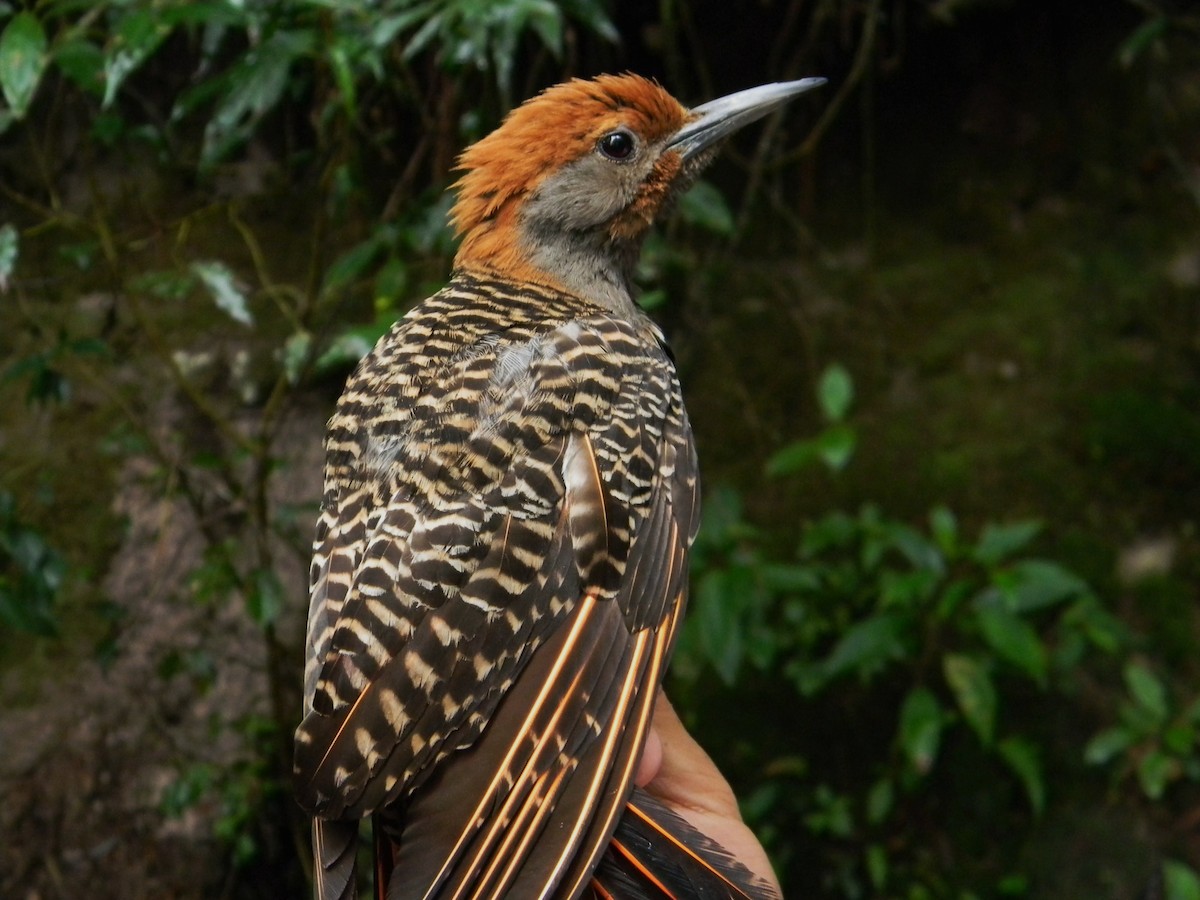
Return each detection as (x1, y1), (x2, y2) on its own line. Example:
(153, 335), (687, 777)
(518, 214), (644, 320)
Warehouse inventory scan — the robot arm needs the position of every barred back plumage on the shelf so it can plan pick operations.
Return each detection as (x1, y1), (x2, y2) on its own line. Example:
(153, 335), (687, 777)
(296, 270), (696, 805)
(295, 271), (716, 897)
(293, 72), (824, 900)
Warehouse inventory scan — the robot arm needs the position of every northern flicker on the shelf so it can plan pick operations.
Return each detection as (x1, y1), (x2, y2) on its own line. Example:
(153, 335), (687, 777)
(293, 73), (824, 900)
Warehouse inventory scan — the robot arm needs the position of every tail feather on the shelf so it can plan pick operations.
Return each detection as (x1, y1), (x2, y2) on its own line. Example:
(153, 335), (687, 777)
(588, 789), (781, 900)
(362, 787), (778, 900)
(313, 818), (359, 900)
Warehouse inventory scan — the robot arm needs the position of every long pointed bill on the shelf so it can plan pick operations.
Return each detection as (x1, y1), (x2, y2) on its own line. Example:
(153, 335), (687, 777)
(668, 77), (827, 160)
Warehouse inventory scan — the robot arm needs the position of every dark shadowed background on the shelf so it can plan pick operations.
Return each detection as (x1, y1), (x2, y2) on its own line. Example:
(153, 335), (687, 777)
(1, 1), (1198, 897)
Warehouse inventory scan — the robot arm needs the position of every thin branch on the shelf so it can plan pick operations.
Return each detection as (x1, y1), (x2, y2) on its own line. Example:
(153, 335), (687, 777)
(776, 0), (883, 165)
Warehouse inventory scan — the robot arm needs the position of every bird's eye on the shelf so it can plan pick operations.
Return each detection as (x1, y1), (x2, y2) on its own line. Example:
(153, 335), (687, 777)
(597, 130), (636, 161)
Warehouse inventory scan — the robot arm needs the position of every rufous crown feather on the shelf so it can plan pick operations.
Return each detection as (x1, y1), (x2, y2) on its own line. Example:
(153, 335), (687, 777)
(448, 74), (693, 301)
(450, 74), (688, 239)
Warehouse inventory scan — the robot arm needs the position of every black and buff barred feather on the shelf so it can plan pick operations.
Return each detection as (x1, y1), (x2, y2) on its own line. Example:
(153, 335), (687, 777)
(294, 272), (774, 899)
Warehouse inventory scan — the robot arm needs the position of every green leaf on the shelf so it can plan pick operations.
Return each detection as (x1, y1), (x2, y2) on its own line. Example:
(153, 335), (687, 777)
(1124, 662), (1168, 724)
(767, 424), (857, 476)
(327, 36), (358, 118)
(800, 509), (858, 556)
(807, 612), (909, 691)
(943, 653), (997, 745)
(880, 568), (939, 609)
(996, 559), (1090, 612)
(53, 38), (105, 96)
(4, 349), (71, 404)
(877, 522), (944, 575)
(974, 520), (1042, 566)
(189, 542), (239, 605)
(0, 490), (64, 635)
(1164, 723), (1193, 756)
(1164, 860), (1200, 900)
(804, 784), (854, 837)
(760, 562), (820, 594)
(403, 10), (445, 62)
(281, 331), (312, 386)
(560, 0), (620, 43)
(635, 288), (665, 311)
(998, 736), (1045, 815)
(679, 180), (735, 236)
(322, 232), (389, 296)
(898, 687), (944, 774)
(191, 260), (252, 326)
(160, 763), (215, 817)
(371, 8), (436, 49)
(817, 364), (854, 421)
(103, 11), (172, 108)
(374, 257), (409, 304)
(866, 842), (888, 889)
(524, 0), (565, 57)
(316, 326), (389, 373)
(1065, 597), (1127, 653)
(935, 579), (974, 621)
(817, 423), (857, 471)
(998, 874), (1030, 896)
(247, 568), (284, 629)
(0, 12), (47, 118)
(929, 506), (958, 556)
(0, 222), (17, 291)
(766, 437), (822, 477)
(131, 268), (193, 301)
(694, 568), (748, 685)
(866, 778), (894, 825)
(200, 29), (312, 165)
(693, 484), (749, 552)
(1117, 16), (1167, 69)
(1083, 726), (1134, 766)
(975, 605), (1047, 685)
(1136, 748), (1178, 800)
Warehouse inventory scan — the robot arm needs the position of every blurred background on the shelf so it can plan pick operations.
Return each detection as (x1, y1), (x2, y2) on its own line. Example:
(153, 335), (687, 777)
(1, 1), (1198, 897)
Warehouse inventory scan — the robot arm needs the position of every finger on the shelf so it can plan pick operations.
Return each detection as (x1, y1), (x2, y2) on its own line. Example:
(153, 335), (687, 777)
(640, 692), (782, 896)
(645, 692), (741, 818)
(634, 720), (663, 787)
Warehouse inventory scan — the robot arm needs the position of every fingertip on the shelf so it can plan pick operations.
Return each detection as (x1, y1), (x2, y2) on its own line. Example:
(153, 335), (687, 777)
(635, 723), (663, 787)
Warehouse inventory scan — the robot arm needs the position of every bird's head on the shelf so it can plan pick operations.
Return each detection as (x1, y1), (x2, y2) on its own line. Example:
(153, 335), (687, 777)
(450, 73), (824, 312)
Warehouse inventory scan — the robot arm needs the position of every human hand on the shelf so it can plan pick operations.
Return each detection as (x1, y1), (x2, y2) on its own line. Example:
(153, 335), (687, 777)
(635, 692), (783, 898)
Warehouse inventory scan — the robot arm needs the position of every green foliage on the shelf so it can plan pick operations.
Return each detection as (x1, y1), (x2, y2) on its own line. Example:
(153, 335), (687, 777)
(397, 0), (618, 102)
(0, 222), (16, 290)
(191, 260), (254, 327)
(1085, 661), (1200, 801)
(2, 0), (615, 157)
(677, 180), (737, 237)
(768, 363), (857, 474)
(160, 715), (283, 867)
(1165, 860), (1200, 900)
(0, 12), (46, 122)
(317, 191), (458, 371)
(0, 491), (64, 635)
(678, 366), (1129, 896)
(637, 179), (736, 311)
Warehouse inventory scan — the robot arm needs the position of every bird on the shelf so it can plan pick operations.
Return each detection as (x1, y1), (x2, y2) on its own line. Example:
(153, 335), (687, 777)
(293, 72), (824, 900)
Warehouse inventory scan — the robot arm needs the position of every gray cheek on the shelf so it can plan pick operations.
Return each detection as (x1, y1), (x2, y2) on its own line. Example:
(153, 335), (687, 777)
(523, 156), (632, 230)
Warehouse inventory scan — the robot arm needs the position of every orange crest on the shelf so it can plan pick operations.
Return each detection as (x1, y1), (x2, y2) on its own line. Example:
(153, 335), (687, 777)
(450, 74), (689, 240)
